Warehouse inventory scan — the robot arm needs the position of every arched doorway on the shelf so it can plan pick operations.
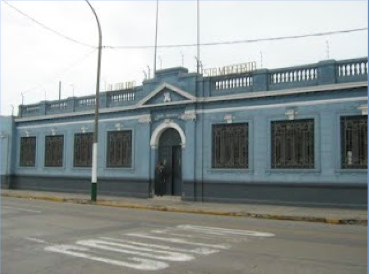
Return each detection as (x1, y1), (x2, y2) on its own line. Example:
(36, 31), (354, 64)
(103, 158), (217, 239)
(157, 128), (182, 196)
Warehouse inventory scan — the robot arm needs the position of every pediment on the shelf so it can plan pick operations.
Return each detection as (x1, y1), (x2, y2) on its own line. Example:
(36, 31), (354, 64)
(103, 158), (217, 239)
(137, 82), (196, 106)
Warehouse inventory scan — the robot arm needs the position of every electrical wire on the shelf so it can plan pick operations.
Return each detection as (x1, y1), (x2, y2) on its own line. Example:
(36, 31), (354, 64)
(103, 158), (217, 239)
(105, 27), (367, 49)
(3, 1), (366, 50)
(3, 1), (95, 49)
(19, 48), (97, 98)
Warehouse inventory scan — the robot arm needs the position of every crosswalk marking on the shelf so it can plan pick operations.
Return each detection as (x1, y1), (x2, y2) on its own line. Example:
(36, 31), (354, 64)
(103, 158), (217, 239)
(126, 233), (231, 249)
(45, 244), (168, 271)
(43, 224), (275, 271)
(77, 239), (194, 262)
(100, 237), (219, 255)
(177, 225), (276, 237)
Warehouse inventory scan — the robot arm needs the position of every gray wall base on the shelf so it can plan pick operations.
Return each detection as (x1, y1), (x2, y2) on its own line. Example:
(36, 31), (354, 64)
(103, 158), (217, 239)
(9, 175), (150, 198)
(182, 181), (367, 209)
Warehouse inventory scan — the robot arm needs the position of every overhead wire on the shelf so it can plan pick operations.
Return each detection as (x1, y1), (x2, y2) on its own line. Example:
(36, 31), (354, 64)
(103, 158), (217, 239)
(19, 48), (97, 99)
(2, 1), (95, 49)
(104, 27), (368, 49)
(2, 1), (366, 50)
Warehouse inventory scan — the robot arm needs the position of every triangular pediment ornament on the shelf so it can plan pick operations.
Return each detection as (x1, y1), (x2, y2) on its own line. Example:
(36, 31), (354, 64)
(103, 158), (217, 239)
(137, 82), (196, 106)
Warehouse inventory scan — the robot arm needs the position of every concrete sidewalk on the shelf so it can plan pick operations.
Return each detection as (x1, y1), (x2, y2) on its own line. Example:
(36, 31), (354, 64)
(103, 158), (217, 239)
(1, 189), (367, 225)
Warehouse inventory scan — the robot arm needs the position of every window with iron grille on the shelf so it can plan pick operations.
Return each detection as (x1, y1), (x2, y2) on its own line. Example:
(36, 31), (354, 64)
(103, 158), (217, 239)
(107, 130), (132, 168)
(20, 137), (36, 167)
(341, 115), (367, 169)
(45, 135), (64, 167)
(212, 123), (248, 169)
(74, 133), (93, 167)
(271, 119), (314, 169)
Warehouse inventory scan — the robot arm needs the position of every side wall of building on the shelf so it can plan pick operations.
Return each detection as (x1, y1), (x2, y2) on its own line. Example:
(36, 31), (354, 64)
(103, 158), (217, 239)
(1, 116), (14, 189)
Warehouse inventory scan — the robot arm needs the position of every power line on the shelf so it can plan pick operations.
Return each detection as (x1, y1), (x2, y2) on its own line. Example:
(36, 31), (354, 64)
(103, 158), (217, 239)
(105, 27), (367, 49)
(3, 1), (366, 51)
(3, 1), (95, 49)
(19, 48), (97, 99)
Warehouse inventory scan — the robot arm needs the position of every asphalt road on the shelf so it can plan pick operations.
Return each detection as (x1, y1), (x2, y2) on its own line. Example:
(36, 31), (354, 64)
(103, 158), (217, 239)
(1, 197), (367, 274)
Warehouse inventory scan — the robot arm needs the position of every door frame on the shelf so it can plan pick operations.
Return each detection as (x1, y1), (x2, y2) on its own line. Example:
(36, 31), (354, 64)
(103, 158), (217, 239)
(150, 121), (186, 197)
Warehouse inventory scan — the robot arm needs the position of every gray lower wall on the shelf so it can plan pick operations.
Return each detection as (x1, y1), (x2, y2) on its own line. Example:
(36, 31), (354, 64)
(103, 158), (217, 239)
(1, 175), (12, 189)
(4, 175), (150, 198)
(182, 181), (367, 208)
(2, 176), (367, 208)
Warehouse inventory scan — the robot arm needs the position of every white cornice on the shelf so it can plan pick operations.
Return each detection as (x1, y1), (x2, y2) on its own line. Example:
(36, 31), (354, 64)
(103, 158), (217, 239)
(15, 96), (367, 130)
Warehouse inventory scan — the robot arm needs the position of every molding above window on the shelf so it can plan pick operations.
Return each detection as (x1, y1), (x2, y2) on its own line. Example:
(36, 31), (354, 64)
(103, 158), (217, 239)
(224, 114), (234, 123)
(357, 104), (368, 115)
(285, 108), (298, 120)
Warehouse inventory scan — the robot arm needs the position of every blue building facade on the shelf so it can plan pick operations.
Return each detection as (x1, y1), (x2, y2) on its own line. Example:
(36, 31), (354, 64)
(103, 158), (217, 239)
(1, 58), (368, 208)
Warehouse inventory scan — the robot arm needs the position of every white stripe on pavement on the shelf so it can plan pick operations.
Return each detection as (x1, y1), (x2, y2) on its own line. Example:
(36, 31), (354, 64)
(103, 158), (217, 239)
(100, 237), (219, 255)
(126, 233), (231, 249)
(76, 239), (194, 262)
(45, 244), (168, 271)
(177, 225), (275, 237)
(1, 206), (41, 213)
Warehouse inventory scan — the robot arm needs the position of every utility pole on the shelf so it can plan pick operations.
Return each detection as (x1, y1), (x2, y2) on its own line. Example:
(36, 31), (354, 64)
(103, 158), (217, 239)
(85, 0), (102, 202)
(153, 0), (159, 77)
(59, 81), (62, 101)
(196, 0), (200, 74)
(147, 65), (151, 79)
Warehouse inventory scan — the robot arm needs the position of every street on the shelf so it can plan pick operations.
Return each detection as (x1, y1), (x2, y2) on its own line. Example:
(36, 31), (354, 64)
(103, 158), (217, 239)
(1, 197), (367, 274)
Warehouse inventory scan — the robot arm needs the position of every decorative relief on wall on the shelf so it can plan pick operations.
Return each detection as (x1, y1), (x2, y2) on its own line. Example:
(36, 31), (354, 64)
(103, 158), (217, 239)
(138, 115), (152, 124)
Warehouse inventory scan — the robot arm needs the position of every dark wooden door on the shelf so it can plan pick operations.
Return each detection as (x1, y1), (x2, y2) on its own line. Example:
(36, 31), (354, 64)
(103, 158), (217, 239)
(158, 128), (182, 196)
(172, 145), (182, 195)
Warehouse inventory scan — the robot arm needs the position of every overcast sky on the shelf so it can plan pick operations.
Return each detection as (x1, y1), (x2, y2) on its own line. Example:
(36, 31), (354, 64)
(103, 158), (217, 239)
(1, 1), (367, 116)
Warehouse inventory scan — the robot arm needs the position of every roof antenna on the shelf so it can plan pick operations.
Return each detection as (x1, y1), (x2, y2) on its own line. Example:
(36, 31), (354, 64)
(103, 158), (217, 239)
(326, 40), (330, 59)
(260, 51), (263, 69)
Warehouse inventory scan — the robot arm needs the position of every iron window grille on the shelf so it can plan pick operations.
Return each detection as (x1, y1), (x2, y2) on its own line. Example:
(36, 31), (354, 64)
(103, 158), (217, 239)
(212, 123), (248, 169)
(20, 137), (36, 167)
(271, 119), (314, 169)
(107, 130), (132, 168)
(74, 133), (93, 167)
(45, 135), (64, 167)
(341, 115), (367, 169)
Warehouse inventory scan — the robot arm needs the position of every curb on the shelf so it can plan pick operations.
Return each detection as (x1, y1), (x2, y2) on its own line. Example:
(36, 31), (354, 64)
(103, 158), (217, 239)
(1, 193), (367, 226)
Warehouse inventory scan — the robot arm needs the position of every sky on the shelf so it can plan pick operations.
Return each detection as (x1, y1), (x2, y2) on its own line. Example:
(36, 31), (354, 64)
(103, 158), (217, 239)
(0, 1), (367, 116)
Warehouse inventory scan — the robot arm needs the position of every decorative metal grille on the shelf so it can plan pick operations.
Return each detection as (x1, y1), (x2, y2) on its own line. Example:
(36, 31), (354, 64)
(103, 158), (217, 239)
(74, 133), (93, 167)
(107, 131), (132, 168)
(341, 115), (367, 169)
(20, 137), (36, 167)
(212, 123), (248, 169)
(271, 119), (314, 169)
(45, 135), (64, 167)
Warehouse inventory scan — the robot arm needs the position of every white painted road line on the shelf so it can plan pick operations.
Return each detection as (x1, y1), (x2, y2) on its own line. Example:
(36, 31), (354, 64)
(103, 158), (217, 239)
(126, 233), (231, 249)
(45, 244), (168, 271)
(1, 206), (42, 213)
(25, 238), (48, 244)
(76, 239), (194, 262)
(42, 224), (275, 271)
(177, 225), (276, 237)
(100, 237), (219, 255)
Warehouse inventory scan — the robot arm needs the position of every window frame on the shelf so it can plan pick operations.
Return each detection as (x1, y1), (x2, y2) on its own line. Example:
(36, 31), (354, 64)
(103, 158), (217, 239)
(44, 135), (64, 167)
(271, 119), (315, 169)
(73, 132), (93, 168)
(106, 130), (133, 168)
(20, 136), (37, 167)
(340, 115), (367, 169)
(211, 122), (249, 169)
